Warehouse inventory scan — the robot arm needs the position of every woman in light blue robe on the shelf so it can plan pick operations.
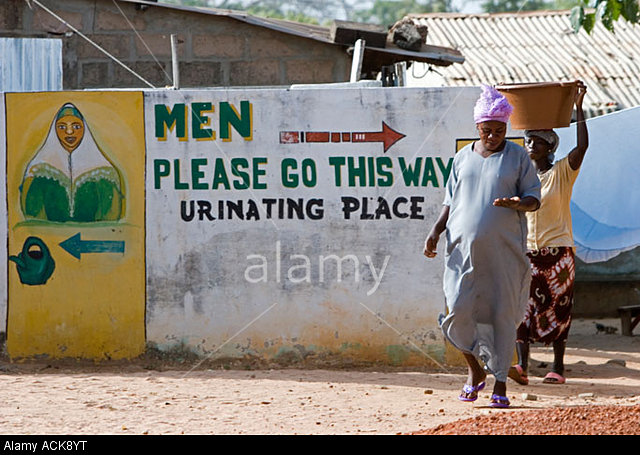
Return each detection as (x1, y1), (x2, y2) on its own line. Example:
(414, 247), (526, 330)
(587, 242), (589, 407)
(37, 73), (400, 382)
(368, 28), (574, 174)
(424, 85), (541, 408)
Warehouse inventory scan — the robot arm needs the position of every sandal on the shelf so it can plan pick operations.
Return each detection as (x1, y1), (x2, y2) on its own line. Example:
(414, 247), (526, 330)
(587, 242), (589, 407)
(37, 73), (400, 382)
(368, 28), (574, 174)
(543, 372), (566, 384)
(458, 381), (486, 402)
(489, 394), (510, 408)
(508, 364), (529, 385)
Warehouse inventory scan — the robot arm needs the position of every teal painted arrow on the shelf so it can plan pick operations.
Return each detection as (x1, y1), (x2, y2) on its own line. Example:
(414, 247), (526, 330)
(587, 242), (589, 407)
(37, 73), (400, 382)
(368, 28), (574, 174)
(59, 233), (125, 259)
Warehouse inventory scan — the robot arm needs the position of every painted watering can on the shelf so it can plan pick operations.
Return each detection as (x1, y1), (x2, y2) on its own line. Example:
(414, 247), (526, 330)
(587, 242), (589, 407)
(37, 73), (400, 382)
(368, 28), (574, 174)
(9, 237), (56, 285)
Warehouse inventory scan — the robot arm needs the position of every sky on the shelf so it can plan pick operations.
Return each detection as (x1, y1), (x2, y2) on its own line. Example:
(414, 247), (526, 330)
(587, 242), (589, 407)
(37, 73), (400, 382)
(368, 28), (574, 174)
(165, 0), (485, 13)
(454, 0), (483, 13)
(161, 1), (486, 18)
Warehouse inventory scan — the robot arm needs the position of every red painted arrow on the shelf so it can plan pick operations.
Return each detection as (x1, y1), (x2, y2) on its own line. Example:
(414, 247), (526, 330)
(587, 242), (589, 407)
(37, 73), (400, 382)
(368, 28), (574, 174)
(279, 121), (405, 153)
(352, 122), (406, 153)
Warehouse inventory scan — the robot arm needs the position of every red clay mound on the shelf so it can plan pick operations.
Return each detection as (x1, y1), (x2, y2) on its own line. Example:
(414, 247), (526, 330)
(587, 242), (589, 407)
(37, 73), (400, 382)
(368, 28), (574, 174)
(413, 404), (640, 435)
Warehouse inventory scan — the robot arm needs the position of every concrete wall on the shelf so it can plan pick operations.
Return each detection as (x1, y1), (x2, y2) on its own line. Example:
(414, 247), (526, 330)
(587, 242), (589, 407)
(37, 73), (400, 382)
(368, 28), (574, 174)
(143, 86), (481, 365)
(0, 0), (350, 89)
(0, 94), (6, 339)
(573, 248), (640, 318)
(2, 86), (489, 365)
(3, 85), (631, 366)
(4, 91), (146, 360)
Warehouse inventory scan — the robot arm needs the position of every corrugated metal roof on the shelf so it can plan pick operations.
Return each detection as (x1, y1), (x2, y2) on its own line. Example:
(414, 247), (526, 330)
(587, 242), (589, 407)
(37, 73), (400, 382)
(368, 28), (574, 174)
(406, 10), (640, 117)
(0, 38), (62, 92)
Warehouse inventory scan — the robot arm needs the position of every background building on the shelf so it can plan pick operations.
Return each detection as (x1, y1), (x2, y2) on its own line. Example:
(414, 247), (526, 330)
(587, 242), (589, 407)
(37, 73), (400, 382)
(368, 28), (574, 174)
(1, 0), (463, 89)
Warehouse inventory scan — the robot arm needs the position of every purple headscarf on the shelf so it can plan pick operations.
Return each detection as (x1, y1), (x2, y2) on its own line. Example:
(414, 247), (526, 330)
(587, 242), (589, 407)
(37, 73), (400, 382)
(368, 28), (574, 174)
(473, 85), (513, 124)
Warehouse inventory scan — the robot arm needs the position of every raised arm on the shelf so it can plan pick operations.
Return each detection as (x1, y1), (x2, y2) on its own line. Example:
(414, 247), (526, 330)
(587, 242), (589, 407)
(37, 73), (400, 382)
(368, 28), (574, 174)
(568, 81), (589, 171)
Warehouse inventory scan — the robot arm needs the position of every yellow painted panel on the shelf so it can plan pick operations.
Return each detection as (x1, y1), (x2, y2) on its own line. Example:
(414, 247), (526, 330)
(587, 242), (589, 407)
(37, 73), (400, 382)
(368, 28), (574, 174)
(6, 91), (145, 360)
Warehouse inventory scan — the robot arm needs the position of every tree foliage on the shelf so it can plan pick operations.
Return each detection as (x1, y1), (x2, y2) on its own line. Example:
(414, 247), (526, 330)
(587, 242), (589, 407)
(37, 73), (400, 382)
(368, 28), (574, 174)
(482, 0), (553, 13)
(352, 0), (453, 28)
(477, 0), (638, 34)
(164, 1), (356, 24)
(569, 0), (640, 33)
(162, 0), (454, 26)
(162, 0), (640, 34)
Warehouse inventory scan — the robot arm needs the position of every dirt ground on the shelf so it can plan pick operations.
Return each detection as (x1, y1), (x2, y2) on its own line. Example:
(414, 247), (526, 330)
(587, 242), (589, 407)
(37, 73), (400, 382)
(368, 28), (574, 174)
(0, 318), (639, 435)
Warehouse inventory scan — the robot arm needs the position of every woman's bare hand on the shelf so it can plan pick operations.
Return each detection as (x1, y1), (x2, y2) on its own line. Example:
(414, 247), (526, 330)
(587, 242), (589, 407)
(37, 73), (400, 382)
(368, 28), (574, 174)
(423, 233), (439, 258)
(575, 80), (587, 108)
(493, 196), (521, 209)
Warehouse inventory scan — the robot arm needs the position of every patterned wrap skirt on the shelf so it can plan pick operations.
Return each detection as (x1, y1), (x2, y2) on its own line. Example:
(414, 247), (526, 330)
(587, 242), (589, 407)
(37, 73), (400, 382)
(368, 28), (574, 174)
(516, 247), (575, 345)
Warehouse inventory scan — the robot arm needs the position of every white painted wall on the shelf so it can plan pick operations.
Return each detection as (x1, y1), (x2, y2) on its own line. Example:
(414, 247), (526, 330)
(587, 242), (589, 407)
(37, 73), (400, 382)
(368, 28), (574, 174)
(143, 86), (485, 363)
(1, 86), (633, 362)
(2, 86), (530, 364)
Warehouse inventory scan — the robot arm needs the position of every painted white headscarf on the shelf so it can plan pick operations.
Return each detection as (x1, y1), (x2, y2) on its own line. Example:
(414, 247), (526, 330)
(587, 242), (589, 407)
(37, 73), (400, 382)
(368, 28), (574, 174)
(22, 103), (123, 217)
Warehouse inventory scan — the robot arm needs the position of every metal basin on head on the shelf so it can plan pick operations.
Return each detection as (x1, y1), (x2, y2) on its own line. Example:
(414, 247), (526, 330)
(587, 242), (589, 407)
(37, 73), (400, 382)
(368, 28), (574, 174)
(496, 81), (579, 130)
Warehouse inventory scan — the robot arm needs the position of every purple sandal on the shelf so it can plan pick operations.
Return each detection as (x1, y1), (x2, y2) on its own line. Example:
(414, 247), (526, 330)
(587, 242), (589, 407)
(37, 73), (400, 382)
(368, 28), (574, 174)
(489, 394), (510, 408)
(458, 381), (486, 402)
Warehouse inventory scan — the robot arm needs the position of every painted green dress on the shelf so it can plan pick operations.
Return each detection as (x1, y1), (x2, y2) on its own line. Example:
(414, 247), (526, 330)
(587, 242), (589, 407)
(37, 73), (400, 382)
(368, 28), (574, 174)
(20, 103), (124, 223)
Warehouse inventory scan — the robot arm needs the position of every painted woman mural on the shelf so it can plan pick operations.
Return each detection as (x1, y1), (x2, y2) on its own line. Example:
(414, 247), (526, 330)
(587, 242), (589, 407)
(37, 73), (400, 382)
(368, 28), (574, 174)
(19, 103), (125, 222)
